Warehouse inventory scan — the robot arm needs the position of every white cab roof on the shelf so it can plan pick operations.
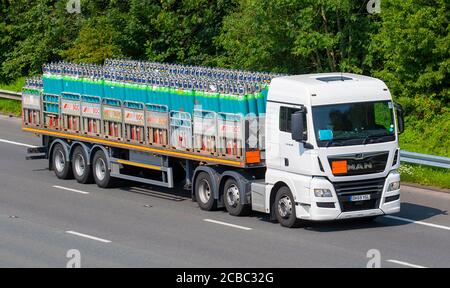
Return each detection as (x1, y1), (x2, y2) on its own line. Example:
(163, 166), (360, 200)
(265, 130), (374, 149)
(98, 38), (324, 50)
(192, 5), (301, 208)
(268, 73), (392, 106)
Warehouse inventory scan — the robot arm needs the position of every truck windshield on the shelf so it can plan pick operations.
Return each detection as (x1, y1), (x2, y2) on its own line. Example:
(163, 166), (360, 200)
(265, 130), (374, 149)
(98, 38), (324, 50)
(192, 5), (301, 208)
(312, 101), (395, 147)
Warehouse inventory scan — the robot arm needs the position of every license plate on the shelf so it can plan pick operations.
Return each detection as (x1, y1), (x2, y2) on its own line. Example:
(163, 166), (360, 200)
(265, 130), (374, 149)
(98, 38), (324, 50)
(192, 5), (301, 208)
(349, 194), (371, 202)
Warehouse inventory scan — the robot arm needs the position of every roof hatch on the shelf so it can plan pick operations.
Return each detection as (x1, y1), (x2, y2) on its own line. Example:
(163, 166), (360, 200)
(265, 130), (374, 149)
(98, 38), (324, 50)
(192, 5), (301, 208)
(316, 76), (353, 82)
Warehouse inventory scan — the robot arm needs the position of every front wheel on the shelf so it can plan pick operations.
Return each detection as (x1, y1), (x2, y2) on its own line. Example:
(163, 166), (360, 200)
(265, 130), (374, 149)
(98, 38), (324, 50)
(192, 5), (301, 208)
(274, 186), (301, 228)
(92, 150), (116, 188)
(223, 178), (250, 216)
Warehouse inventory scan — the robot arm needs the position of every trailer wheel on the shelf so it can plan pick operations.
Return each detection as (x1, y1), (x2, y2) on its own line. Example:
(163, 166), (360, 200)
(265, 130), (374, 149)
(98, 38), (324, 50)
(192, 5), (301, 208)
(72, 146), (94, 184)
(224, 178), (250, 216)
(274, 186), (301, 228)
(52, 143), (73, 180)
(92, 150), (116, 188)
(195, 172), (216, 211)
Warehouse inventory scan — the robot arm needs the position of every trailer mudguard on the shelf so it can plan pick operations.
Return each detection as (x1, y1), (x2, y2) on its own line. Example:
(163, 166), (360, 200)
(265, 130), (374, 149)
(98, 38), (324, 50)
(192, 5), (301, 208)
(220, 170), (253, 205)
(192, 166), (224, 207)
(48, 138), (70, 170)
(69, 141), (92, 165)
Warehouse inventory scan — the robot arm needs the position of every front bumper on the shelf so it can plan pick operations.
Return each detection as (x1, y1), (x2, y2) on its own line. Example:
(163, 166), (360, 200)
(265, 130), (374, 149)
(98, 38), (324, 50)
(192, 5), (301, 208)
(297, 171), (401, 221)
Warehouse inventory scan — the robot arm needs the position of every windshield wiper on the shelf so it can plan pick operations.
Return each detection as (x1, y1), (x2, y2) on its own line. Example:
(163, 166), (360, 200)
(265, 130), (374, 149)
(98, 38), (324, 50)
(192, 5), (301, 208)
(362, 133), (392, 145)
(325, 138), (353, 147)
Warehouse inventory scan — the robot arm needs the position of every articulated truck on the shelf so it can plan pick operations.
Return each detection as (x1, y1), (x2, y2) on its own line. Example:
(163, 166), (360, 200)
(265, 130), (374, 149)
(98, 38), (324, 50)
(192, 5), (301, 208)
(22, 60), (404, 227)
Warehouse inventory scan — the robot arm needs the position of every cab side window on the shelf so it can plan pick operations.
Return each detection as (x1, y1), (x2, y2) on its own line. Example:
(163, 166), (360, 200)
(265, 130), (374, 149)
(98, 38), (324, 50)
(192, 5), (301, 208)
(280, 106), (307, 138)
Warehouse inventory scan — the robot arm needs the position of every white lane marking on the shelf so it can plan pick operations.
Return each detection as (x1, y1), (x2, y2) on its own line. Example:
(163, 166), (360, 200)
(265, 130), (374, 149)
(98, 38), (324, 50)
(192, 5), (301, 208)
(204, 219), (252, 231)
(53, 185), (90, 195)
(384, 215), (450, 231)
(387, 259), (426, 268)
(66, 231), (111, 243)
(0, 138), (37, 148)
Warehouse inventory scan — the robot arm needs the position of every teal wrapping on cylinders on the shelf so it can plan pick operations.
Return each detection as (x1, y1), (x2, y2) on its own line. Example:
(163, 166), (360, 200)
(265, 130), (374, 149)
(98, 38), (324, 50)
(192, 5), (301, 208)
(41, 60), (281, 120)
(195, 91), (219, 111)
(112, 82), (126, 100)
(63, 77), (83, 94)
(256, 90), (267, 115)
(43, 75), (64, 95)
(246, 93), (258, 116)
(83, 78), (104, 97)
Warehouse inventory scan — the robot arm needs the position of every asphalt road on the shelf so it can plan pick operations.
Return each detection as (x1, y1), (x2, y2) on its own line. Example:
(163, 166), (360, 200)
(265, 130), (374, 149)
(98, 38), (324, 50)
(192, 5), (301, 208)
(0, 115), (449, 268)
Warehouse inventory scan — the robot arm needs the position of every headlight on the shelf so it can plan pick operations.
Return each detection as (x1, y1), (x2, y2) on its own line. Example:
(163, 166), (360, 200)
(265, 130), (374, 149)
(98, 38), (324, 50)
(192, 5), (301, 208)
(388, 181), (400, 191)
(314, 189), (333, 197)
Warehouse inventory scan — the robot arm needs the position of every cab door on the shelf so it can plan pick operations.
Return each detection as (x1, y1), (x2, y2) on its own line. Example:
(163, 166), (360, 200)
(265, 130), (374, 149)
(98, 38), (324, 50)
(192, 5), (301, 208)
(278, 105), (309, 174)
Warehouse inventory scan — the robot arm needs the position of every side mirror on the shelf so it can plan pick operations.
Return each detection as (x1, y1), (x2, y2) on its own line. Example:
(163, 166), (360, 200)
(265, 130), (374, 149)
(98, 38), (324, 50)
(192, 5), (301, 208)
(394, 103), (404, 134)
(292, 110), (306, 142)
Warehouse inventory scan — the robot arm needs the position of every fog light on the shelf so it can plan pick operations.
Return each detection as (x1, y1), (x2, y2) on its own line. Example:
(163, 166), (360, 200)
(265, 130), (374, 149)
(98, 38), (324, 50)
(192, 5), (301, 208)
(388, 181), (400, 191)
(314, 189), (333, 197)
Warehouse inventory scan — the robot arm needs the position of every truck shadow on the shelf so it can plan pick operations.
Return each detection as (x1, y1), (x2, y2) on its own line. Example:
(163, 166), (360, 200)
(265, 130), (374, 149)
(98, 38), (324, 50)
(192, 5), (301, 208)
(118, 181), (191, 202)
(115, 182), (448, 232)
(286, 202), (448, 232)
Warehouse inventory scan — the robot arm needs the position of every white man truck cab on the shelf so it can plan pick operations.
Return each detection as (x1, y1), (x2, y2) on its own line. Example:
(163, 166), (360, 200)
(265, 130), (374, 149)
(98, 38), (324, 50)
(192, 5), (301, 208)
(253, 73), (403, 227)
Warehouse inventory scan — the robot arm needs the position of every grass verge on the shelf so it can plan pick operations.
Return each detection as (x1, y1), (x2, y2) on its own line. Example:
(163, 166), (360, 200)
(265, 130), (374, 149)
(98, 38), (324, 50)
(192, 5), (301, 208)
(0, 77), (26, 92)
(399, 164), (450, 189)
(0, 98), (22, 116)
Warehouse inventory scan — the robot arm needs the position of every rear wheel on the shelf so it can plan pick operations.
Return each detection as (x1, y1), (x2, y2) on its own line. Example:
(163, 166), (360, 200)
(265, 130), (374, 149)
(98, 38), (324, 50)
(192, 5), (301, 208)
(274, 186), (301, 228)
(52, 143), (73, 180)
(72, 146), (94, 184)
(195, 172), (216, 211)
(224, 178), (250, 216)
(92, 150), (116, 188)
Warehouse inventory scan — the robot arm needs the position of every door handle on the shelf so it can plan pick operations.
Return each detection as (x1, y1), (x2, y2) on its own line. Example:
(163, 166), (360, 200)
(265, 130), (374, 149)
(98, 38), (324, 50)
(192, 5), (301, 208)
(284, 158), (289, 166)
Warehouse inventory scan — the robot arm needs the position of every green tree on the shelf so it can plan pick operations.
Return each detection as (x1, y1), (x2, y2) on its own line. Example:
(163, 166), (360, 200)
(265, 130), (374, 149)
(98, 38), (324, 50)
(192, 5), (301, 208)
(217, 0), (376, 74)
(368, 0), (449, 114)
(367, 0), (449, 156)
(62, 21), (123, 64)
(145, 0), (237, 65)
(1, 0), (82, 81)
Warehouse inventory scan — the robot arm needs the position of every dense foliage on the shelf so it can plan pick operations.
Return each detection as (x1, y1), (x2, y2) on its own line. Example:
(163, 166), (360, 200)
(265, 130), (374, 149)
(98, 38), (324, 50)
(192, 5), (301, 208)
(0, 0), (448, 155)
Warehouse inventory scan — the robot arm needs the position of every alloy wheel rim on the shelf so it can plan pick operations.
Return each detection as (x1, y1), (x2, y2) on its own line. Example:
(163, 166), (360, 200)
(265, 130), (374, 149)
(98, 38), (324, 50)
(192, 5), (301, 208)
(95, 158), (106, 181)
(278, 196), (292, 218)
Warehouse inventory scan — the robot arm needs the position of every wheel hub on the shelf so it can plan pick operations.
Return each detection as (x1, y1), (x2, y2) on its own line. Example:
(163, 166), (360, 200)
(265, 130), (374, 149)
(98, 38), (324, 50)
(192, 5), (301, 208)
(198, 180), (211, 204)
(95, 158), (106, 181)
(278, 196), (292, 219)
(54, 150), (65, 173)
(74, 154), (86, 176)
(226, 185), (240, 208)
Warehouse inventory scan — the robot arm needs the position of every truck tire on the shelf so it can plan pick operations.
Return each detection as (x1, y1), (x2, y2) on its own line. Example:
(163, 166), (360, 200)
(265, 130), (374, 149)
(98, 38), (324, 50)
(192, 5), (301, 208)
(195, 172), (217, 211)
(52, 143), (73, 180)
(223, 178), (250, 216)
(274, 186), (301, 228)
(72, 146), (94, 184)
(92, 149), (116, 188)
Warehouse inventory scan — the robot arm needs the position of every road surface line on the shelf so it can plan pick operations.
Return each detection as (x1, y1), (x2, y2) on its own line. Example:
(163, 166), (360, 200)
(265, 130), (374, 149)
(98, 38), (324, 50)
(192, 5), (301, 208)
(387, 259), (426, 268)
(0, 138), (37, 148)
(53, 185), (90, 195)
(384, 215), (450, 231)
(66, 231), (111, 243)
(204, 219), (252, 231)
